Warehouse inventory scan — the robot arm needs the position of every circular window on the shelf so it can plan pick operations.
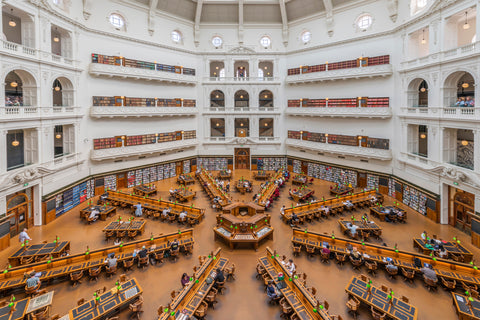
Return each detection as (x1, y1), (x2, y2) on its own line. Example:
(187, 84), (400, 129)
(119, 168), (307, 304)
(416, 0), (427, 8)
(212, 36), (223, 47)
(357, 14), (372, 30)
(260, 36), (271, 48)
(52, 0), (61, 4)
(301, 31), (312, 44)
(171, 30), (182, 43)
(109, 14), (125, 29)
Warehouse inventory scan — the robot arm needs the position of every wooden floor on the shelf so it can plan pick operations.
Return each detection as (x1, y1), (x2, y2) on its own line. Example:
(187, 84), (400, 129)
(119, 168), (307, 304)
(1, 169), (476, 319)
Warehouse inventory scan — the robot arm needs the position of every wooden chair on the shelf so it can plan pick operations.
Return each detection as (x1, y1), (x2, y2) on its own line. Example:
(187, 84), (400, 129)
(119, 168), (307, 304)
(128, 230), (138, 240)
(170, 249), (179, 262)
(401, 296), (409, 303)
(365, 260), (378, 276)
(138, 256), (149, 269)
(401, 267), (415, 283)
(204, 287), (218, 309)
(256, 264), (266, 279)
(280, 297), (293, 319)
(397, 213), (407, 223)
(441, 277), (456, 291)
(117, 230), (127, 239)
(183, 243), (194, 256)
(105, 230), (115, 241)
(386, 266), (398, 279)
(293, 244), (302, 257)
(359, 230), (369, 242)
(153, 251), (164, 264)
(323, 300), (329, 311)
(25, 282), (41, 296)
(89, 266), (101, 282)
(225, 264), (236, 281)
(423, 275), (438, 291)
(335, 252), (346, 266)
(462, 281), (477, 294)
(320, 250), (330, 263)
(20, 256), (35, 265)
(106, 265), (117, 278)
(305, 245), (315, 257)
(371, 229), (382, 241)
(193, 301), (208, 320)
(380, 285), (389, 293)
(123, 258), (134, 271)
(346, 295), (360, 319)
(216, 279), (226, 294)
(178, 216), (187, 225)
(451, 253), (465, 263)
(51, 315), (60, 320)
(187, 218), (197, 226)
(349, 256), (363, 270)
(70, 270), (84, 287)
(77, 298), (85, 306)
(168, 214), (177, 224)
(31, 306), (49, 320)
(129, 296), (144, 320)
(371, 306), (387, 320)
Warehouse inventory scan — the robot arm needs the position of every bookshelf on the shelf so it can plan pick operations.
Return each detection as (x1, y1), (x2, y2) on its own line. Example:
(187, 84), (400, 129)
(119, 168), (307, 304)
(93, 96), (116, 106)
(93, 137), (116, 150)
(287, 55), (390, 75)
(157, 132), (176, 142)
(326, 134), (358, 146)
(125, 97), (155, 107)
(183, 160), (191, 174)
(366, 138), (389, 150)
(307, 99), (327, 107)
(93, 131), (196, 150)
(287, 130), (301, 139)
(288, 100), (301, 107)
(183, 99), (196, 107)
(287, 68), (301, 75)
(366, 97), (389, 108)
(367, 55), (390, 66)
(104, 175), (117, 191)
(183, 130), (196, 140)
(328, 59), (357, 70)
(197, 158), (228, 171)
(327, 98), (357, 108)
(93, 96), (196, 107)
(306, 162), (358, 186)
(256, 157), (286, 171)
(135, 169), (143, 186)
(366, 174), (379, 190)
(287, 97), (390, 108)
(292, 160), (302, 174)
(125, 134), (156, 146)
(388, 178), (396, 198)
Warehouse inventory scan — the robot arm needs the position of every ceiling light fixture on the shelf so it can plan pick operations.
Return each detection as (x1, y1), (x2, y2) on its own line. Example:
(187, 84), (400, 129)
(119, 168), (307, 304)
(10, 81), (18, 88)
(462, 140), (469, 146)
(464, 11), (470, 30)
(11, 132), (19, 147)
(420, 133), (426, 139)
(53, 27), (60, 42)
(462, 82), (470, 89)
(421, 29), (426, 44)
(8, 9), (16, 27)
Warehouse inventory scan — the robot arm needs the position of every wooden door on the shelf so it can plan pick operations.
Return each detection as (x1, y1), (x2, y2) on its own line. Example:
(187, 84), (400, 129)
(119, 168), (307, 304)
(6, 193), (31, 238)
(301, 162), (308, 175)
(235, 148), (250, 170)
(451, 191), (475, 232)
(117, 173), (126, 189)
(176, 162), (183, 175)
(357, 173), (367, 188)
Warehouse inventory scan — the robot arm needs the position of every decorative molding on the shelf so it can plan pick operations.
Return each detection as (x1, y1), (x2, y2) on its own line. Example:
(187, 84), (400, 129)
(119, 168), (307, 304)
(285, 107), (392, 119)
(90, 106), (198, 118)
(227, 46), (257, 55)
(386, 0), (398, 23)
(203, 137), (281, 145)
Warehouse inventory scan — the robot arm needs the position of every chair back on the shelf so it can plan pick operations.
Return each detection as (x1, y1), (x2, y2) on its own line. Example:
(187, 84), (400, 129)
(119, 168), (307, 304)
(31, 306), (49, 320)
(77, 298), (85, 306)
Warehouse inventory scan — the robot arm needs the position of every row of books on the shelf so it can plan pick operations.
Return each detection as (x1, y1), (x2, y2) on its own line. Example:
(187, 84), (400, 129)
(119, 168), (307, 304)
(92, 96), (196, 107)
(197, 158), (228, 171)
(287, 130), (390, 150)
(104, 175), (117, 191)
(287, 55), (390, 75)
(91, 53), (196, 75)
(126, 163), (177, 188)
(256, 157), (287, 171)
(292, 160), (302, 174)
(55, 179), (94, 217)
(287, 97), (389, 108)
(93, 131), (196, 150)
(306, 162), (358, 187)
(403, 185), (428, 215)
(366, 174), (379, 190)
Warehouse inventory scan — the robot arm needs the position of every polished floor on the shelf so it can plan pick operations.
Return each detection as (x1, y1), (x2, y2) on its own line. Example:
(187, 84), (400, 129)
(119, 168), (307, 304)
(2, 169), (475, 319)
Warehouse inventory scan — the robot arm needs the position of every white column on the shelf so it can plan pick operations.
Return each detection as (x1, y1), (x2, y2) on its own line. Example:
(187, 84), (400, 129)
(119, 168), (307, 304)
(0, 130), (7, 173)
(439, 183), (449, 224)
(428, 125), (440, 162)
(33, 184), (42, 226)
(474, 129), (480, 173)
(250, 117), (258, 138)
(39, 125), (53, 164)
(226, 116), (234, 138)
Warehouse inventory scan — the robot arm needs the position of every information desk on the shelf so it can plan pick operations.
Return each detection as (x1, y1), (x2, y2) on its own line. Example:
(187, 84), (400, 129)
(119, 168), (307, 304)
(218, 171), (232, 180)
(413, 238), (473, 263)
(292, 174), (307, 185)
(196, 169), (232, 208)
(345, 275), (418, 320)
(177, 174), (195, 185)
(0, 230), (194, 294)
(289, 188), (314, 202)
(258, 247), (331, 320)
(214, 202), (273, 249)
(369, 206), (406, 222)
(8, 241), (70, 267)
(105, 192), (204, 223)
(0, 296), (30, 320)
(80, 205), (116, 221)
(291, 228), (480, 287)
(235, 180), (252, 194)
(170, 188), (196, 202)
(330, 186), (353, 196)
(338, 220), (382, 236)
(102, 220), (146, 237)
(282, 190), (378, 224)
(452, 292), (480, 320)
(253, 171), (269, 180)
(158, 248), (228, 320)
(66, 278), (142, 320)
(133, 185), (157, 196)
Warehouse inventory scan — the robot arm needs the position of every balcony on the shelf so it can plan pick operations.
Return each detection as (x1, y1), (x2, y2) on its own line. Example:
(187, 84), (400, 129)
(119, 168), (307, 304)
(203, 136), (281, 145)
(1, 40), (76, 68)
(285, 107), (392, 119)
(90, 106), (198, 118)
(202, 77), (281, 85)
(91, 139), (198, 161)
(203, 107), (281, 115)
(0, 106), (83, 122)
(400, 42), (480, 71)
(400, 107), (480, 121)
(285, 64), (393, 84)
(285, 138), (392, 161)
(89, 63), (197, 85)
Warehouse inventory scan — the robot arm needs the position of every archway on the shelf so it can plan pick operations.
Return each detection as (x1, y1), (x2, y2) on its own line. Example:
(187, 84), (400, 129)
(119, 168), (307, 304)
(444, 71), (475, 107)
(210, 90), (225, 108)
(407, 78), (428, 107)
(235, 148), (250, 170)
(6, 192), (33, 237)
(234, 90), (249, 108)
(259, 90), (273, 108)
(52, 76), (74, 107)
(4, 69), (37, 107)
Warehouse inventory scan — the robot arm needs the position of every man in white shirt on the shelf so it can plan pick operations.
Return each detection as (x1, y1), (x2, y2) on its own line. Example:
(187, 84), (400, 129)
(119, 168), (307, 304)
(421, 231), (427, 241)
(162, 208), (171, 218)
(89, 209), (99, 222)
(280, 205), (285, 216)
(179, 211), (187, 219)
(286, 259), (296, 275)
(19, 228), (32, 243)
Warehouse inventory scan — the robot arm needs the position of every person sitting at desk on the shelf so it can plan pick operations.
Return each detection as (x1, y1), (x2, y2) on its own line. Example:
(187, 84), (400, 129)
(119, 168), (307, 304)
(100, 191), (109, 202)
(213, 268), (225, 289)
(385, 261), (398, 273)
(26, 271), (40, 288)
(106, 254), (117, 268)
(421, 231), (428, 241)
(397, 209), (406, 219)
(170, 239), (179, 251)
(420, 264), (438, 282)
(322, 244), (332, 258)
(266, 280), (280, 300)
(134, 203), (143, 217)
(369, 194), (377, 205)
(344, 200), (354, 209)
(179, 211), (187, 220)
(137, 246), (148, 266)
(280, 205), (285, 217)
(385, 210), (397, 223)
(438, 247), (448, 259)
(346, 223), (359, 237)
(285, 259), (296, 275)
(162, 208), (171, 219)
(290, 213), (299, 227)
(361, 214), (369, 222)
(181, 273), (190, 287)
(350, 249), (363, 262)
(89, 208), (100, 222)
(19, 228), (32, 243)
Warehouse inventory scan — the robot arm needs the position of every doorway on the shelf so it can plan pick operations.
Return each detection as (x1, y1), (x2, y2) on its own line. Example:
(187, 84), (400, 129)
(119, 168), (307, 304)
(235, 148), (250, 170)
(6, 191), (33, 238)
(450, 188), (475, 234)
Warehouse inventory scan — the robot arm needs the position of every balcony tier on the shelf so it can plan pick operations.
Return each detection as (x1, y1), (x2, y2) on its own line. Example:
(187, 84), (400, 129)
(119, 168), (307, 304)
(90, 106), (198, 118)
(0, 106), (83, 122)
(203, 137), (281, 145)
(399, 107), (480, 121)
(285, 107), (392, 119)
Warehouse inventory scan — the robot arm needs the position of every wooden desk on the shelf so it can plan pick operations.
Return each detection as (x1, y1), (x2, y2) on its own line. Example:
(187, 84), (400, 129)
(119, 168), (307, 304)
(291, 228), (480, 287)
(133, 185), (157, 196)
(0, 230), (194, 294)
(258, 247), (331, 320)
(177, 175), (195, 185)
(345, 275), (418, 320)
(8, 241), (70, 267)
(330, 187), (353, 196)
(369, 206), (405, 222)
(452, 292), (480, 320)
(196, 170), (232, 208)
(66, 278), (142, 320)
(257, 170), (284, 207)
(253, 171), (269, 180)
(413, 238), (473, 262)
(218, 171), (232, 180)
(80, 206), (116, 221)
(289, 188), (314, 202)
(235, 180), (251, 194)
(0, 297), (30, 320)
(292, 175), (307, 185)
(338, 220), (382, 236)
(171, 189), (196, 202)
(102, 220), (146, 237)
(158, 248), (228, 319)
(26, 291), (54, 314)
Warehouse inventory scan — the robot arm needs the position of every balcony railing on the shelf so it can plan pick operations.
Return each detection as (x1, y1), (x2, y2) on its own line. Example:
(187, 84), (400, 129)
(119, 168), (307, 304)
(285, 64), (393, 84)
(89, 63), (197, 85)
(91, 139), (198, 161)
(286, 106), (392, 118)
(285, 138), (392, 161)
(205, 107), (280, 114)
(202, 76), (280, 84)
(400, 106), (480, 120)
(1, 40), (76, 66)
(400, 152), (476, 173)
(0, 106), (82, 121)
(203, 136), (281, 145)
(90, 106), (198, 118)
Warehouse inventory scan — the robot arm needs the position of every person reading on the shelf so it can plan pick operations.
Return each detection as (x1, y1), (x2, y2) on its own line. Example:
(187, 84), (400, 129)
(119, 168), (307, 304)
(181, 273), (190, 287)
(26, 271), (40, 288)
(134, 203), (143, 217)
(89, 208), (99, 222)
(19, 228), (32, 243)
